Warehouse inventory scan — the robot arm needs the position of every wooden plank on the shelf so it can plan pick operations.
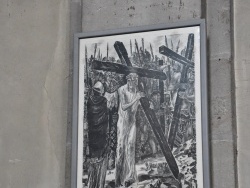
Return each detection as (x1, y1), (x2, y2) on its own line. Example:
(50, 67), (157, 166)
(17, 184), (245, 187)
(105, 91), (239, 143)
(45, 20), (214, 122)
(140, 97), (179, 179)
(167, 34), (194, 149)
(114, 41), (132, 66)
(92, 60), (167, 80)
(158, 60), (165, 130)
(159, 46), (194, 68)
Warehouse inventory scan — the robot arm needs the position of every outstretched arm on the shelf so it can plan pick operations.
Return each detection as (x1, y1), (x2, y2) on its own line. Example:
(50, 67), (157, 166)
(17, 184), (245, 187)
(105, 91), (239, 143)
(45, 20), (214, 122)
(185, 93), (195, 102)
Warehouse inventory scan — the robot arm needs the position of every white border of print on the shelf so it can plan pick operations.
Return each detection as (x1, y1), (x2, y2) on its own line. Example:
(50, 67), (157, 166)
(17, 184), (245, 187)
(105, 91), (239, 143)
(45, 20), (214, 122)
(72, 19), (210, 188)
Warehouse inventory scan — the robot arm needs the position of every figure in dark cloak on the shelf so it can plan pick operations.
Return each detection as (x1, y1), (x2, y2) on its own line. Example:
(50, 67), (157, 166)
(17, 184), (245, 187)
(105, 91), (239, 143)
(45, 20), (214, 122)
(87, 81), (109, 188)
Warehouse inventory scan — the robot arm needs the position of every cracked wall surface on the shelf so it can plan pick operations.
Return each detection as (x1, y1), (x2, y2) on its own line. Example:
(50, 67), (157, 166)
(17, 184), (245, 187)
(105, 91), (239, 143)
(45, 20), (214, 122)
(0, 0), (239, 188)
(0, 0), (70, 187)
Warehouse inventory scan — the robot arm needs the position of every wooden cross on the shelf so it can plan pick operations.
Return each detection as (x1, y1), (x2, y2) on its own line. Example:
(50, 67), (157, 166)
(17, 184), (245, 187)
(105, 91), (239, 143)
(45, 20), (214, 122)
(91, 41), (179, 179)
(159, 34), (194, 149)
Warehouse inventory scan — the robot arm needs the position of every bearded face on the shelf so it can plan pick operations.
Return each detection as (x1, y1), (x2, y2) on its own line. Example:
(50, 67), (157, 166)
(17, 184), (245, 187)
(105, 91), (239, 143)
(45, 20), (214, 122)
(173, 63), (181, 73)
(127, 77), (138, 91)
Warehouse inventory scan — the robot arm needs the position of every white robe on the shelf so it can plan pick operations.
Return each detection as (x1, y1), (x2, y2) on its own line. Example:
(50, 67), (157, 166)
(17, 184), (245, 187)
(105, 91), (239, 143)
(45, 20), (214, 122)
(115, 85), (140, 186)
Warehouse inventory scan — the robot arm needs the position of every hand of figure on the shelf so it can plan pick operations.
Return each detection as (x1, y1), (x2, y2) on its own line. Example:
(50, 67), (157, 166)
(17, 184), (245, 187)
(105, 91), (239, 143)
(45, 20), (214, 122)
(161, 103), (166, 108)
(179, 91), (186, 99)
(159, 110), (165, 116)
(135, 93), (141, 101)
(149, 101), (154, 109)
(139, 92), (145, 98)
(112, 113), (118, 123)
(179, 83), (187, 90)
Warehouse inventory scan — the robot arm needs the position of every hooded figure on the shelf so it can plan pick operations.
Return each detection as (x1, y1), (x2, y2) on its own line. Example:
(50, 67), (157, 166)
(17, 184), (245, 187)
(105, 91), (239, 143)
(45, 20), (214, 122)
(87, 81), (109, 188)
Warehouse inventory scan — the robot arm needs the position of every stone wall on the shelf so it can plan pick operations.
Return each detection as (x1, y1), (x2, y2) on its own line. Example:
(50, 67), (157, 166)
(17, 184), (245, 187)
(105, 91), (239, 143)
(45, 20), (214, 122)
(0, 0), (70, 187)
(234, 0), (250, 187)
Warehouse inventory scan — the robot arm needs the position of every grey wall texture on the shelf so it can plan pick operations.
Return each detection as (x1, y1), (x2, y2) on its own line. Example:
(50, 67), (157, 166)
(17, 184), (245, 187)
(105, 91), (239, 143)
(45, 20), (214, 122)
(0, 0), (246, 187)
(0, 0), (70, 187)
(234, 0), (250, 187)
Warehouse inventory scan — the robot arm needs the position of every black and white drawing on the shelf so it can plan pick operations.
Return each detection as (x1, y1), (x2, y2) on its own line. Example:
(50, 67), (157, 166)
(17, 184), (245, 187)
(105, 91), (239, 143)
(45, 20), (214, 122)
(77, 26), (204, 188)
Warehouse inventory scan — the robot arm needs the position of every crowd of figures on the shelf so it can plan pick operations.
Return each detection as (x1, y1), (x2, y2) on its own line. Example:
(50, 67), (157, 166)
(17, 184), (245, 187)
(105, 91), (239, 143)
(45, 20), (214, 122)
(82, 36), (197, 188)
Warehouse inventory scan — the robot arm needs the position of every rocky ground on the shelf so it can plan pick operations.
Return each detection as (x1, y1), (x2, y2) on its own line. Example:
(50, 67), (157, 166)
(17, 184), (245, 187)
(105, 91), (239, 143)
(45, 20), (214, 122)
(83, 139), (197, 188)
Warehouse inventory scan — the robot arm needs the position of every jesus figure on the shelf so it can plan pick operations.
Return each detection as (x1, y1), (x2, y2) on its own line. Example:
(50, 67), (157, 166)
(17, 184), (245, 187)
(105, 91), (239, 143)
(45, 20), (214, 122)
(115, 73), (144, 187)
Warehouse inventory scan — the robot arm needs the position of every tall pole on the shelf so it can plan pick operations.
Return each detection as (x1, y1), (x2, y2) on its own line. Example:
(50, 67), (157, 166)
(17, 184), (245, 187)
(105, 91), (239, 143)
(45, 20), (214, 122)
(135, 39), (142, 66)
(107, 43), (109, 60)
(165, 36), (168, 48)
(141, 38), (144, 52)
(171, 40), (174, 65)
(98, 48), (100, 60)
(165, 36), (170, 62)
(176, 40), (180, 53)
(130, 39), (133, 57)
(93, 43), (97, 59)
(150, 43), (154, 60)
(85, 45), (88, 84)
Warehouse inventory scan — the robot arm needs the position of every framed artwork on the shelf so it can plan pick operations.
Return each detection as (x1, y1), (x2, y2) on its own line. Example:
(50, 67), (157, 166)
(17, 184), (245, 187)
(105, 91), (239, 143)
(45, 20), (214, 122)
(72, 19), (210, 188)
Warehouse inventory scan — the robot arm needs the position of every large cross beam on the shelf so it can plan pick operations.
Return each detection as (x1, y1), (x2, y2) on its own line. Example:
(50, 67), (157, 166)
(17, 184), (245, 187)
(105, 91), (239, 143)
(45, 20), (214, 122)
(92, 60), (167, 80)
(91, 41), (179, 179)
(158, 60), (165, 130)
(160, 34), (194, 150)
(114, 41), (133, 66)
(140, 97), (179, 179)
(159, 45), (194, 68)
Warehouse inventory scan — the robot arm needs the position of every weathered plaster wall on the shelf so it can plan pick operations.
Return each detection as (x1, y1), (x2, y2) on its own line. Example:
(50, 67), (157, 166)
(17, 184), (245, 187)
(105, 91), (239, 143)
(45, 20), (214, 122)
(206, 0), (237, 187)
(0, 0), (237, 188)
(234, 0), (250, 187)
(82, 0), (201, 31)
(0, 0), (70, 187)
